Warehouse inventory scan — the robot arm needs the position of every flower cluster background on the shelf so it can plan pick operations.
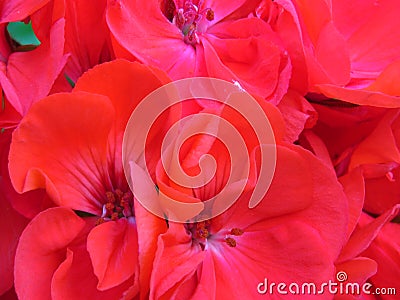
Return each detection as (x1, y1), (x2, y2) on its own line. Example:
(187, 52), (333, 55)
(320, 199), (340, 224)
(0, 0), (399, 299)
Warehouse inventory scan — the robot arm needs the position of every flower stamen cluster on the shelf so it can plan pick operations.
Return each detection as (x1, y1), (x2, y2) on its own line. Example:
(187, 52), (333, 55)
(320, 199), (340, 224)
(173, 0), (214, 45)
(96, 189), (134, 225)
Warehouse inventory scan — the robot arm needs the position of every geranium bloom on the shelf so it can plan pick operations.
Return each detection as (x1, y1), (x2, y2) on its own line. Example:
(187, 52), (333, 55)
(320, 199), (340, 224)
(360, 213), (400, 299)
(0, 128), (51, 297)
(335, 169), (400, 297)
(0, 0), (67, 123)
(298, 0), (400, 107)
(0, 0), (113, 128)
(107, 0), (291, 103)
(304, 103), (387, 175)
(0, 170), (29, 296)
(54, 0), (112, 84)
(8, 60), (175, 298)
(335, 203), (400, 299)
(257, 0), (400, 107)
(143, 99), (348, 298)
(341, 109), (400, 214)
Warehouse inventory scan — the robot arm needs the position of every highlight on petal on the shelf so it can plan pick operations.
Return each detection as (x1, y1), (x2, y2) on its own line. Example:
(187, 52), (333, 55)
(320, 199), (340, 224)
(204, 17), (291, 102)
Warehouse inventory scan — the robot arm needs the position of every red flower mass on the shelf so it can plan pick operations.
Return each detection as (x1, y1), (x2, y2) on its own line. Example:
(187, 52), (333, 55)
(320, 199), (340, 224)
(0, 0), (400, 299)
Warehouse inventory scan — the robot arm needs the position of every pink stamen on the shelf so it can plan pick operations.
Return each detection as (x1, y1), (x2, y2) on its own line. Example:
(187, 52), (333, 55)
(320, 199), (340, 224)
(172, 0), (214, 45)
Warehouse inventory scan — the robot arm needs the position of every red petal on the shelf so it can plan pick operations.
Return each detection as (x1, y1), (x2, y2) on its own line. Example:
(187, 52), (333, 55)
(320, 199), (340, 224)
(311, 103), (387, 171)
(9, 92), (114, 214)
(73, 60), (175, 187)
(312, 21), (351, 85)
(333, 0), (400, 77)
(278, 90), (317, 143)
(300, 130), (333, 166)
(221, 144), (348, 260)
(338, 168), (365, 241)
(211, 221), (334, 300)
(134, 200), (167, 298)
(52, 245), (134, 299)
(349, 110), (400, 170)
(366, 60), (400, 96)
(314, 83), (400, 108)
(63, 0), (110, 82)
(257, 0), (309, 93)
(335, 257), (377, 288)
(360, 219), (400, 293)
(14, 208), (85, 300)
(337, 205), (400, 263)
(0, 0), (49, 22)
(150, 223), (205, 299)
(86, 219), (138, 290)
(203, 0), (247, 23)
(106, 0), (196, 78)
(363, 168), (400, 215)
(0, 129), (52, 219)
(6, 18), (67, 116)
(0, 193), (28, 295)
(204, 18), (290, 101)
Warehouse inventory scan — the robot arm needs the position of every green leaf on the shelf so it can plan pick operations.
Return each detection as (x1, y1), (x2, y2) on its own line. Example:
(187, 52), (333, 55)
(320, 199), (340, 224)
(74, 210), (96, 218)
(64, 74), (76, 88)
(7, 21), (41, 47)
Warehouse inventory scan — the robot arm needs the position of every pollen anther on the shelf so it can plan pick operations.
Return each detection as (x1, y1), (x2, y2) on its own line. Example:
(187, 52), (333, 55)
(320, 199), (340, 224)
(225, 237), (237, 247)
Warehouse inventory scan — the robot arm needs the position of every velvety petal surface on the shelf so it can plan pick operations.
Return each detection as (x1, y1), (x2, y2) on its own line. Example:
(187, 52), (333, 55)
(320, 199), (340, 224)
(0, 192), (28, 295)
(14, 208), (85, 300)
(9, 92), (114, 214)
(204, 17), (291, 102)
(87, 218), (138, 290)
(107, 0), (196, 78)
(0, 0), (49, 22)
(5, 19), (67, 116)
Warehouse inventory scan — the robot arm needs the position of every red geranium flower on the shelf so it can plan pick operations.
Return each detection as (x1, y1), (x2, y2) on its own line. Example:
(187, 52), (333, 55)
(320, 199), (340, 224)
(300, 0), (400, 107)
(360, 212), (400, 299)
(142, 99), (348, 299)
(345, 110), (400, 214)
(8, 60), (175, 298)
(0, 180), (29, 296)
(0, 0), (67, 122)
(106, 0), (291, 103)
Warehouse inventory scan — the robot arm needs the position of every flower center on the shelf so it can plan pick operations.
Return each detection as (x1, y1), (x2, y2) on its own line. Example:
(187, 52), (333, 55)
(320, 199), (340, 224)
(163, 0), (214, 45)
(96, 189), (134, 225)
(185, 221), (244, 250)
(185, 220), (211, 250)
